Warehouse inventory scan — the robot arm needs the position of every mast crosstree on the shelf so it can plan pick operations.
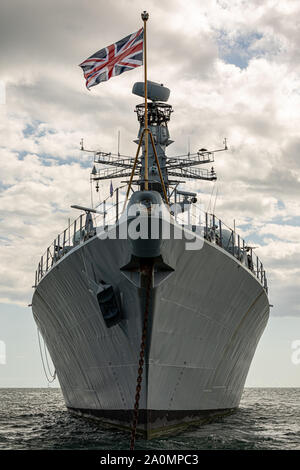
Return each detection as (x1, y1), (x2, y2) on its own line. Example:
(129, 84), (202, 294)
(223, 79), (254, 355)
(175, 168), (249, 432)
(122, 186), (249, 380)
(83, 100), (227, 190)
(81, 10), (227, 200)
(81, 103), (227, 188)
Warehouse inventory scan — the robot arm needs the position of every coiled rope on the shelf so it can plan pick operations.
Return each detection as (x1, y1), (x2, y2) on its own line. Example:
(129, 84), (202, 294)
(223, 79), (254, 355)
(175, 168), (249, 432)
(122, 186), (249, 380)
(37, 328), (57, 383)
(130, 263), (153, 450)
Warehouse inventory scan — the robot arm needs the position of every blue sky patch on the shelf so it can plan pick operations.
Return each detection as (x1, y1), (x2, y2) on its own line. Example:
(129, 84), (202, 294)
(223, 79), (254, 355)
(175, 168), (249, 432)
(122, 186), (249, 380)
(17, 150), (27, 160)
(217, 30), (263, 69)
(22, 121), (43, 138)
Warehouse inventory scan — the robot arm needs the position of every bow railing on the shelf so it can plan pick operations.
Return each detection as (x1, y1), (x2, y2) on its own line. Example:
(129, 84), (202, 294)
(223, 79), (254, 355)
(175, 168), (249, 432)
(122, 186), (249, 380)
(34, 189), (268, 293)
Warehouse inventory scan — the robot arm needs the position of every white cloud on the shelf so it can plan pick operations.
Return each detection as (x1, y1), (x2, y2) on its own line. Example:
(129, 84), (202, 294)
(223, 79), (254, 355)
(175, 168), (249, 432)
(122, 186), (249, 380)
(0, 0), (299, 315)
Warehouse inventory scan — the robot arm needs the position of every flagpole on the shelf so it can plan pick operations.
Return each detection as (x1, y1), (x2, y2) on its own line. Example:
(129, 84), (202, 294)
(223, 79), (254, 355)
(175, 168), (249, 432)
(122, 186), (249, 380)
(141, 11), (149, 191)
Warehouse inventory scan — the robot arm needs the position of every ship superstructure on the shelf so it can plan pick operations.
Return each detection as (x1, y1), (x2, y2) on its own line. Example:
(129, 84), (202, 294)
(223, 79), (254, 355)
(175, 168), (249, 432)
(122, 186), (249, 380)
(32, 79), (269, 439)
(32, 12), (269, 442)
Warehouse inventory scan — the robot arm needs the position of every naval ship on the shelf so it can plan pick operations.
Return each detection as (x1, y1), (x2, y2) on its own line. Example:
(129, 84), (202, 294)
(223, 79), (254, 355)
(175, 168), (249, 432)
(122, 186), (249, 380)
(32, 79), (269, 440)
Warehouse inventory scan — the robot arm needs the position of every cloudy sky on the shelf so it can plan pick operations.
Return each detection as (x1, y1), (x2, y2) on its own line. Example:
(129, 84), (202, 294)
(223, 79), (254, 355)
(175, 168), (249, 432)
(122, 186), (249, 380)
(0, 0), (300, 387)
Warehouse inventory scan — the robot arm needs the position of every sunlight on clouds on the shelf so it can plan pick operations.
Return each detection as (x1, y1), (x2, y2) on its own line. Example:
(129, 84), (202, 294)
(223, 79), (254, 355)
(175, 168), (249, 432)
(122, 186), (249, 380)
(0, 0), (299, 315)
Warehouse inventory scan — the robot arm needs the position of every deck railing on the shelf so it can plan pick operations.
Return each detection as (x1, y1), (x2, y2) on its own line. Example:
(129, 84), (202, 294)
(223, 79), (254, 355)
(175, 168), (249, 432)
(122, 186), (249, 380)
(34, 189), (268, 293)
(34, 185), (127, 287)
(175, 206), (268, 292)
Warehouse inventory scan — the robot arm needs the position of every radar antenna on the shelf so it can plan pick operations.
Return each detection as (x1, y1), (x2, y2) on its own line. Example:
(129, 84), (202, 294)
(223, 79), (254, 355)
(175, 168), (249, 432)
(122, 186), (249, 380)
(80, 82), (228, 198)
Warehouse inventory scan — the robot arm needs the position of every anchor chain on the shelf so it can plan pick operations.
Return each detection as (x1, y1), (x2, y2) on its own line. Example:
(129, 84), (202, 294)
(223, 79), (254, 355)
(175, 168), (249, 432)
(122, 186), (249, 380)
(130, 262), (153, 450)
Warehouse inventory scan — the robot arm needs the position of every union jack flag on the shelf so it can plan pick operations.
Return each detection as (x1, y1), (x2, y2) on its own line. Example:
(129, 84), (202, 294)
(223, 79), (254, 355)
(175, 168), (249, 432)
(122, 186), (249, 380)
(79, 28), (144, 90)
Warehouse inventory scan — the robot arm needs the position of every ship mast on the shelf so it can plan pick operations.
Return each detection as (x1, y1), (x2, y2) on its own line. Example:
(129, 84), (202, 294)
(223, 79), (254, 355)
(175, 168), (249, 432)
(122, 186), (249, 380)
(142, 11), (149, 191)
(123, 11), (169, 207)
(82, 11), (228, 206)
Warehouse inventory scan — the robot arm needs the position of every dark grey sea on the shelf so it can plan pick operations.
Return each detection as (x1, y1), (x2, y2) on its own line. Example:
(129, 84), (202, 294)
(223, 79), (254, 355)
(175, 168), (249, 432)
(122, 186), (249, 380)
(0, 388), (299, 450)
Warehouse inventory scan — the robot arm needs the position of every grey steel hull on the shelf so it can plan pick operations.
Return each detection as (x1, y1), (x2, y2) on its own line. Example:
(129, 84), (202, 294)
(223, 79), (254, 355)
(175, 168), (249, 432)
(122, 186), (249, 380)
(32, 230), (269, 438)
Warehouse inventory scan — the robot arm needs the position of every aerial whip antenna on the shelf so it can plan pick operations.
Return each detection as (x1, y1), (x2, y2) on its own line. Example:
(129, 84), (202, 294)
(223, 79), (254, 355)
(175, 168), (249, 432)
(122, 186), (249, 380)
(213, 186), (218, 215)
(118, 130), (121, 156)
(207, 180), (216, 213)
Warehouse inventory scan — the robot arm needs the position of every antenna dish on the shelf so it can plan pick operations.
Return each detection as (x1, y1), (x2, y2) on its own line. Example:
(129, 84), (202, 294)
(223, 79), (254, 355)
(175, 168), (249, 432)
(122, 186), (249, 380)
(71, 204), (104, 214)
(132, 81), (170, 102)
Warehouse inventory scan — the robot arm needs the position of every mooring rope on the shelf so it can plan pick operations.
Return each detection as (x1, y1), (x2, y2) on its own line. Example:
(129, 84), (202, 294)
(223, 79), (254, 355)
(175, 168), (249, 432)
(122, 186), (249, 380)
(37, 328), (56, 383)
(130, 263), (153, 450)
